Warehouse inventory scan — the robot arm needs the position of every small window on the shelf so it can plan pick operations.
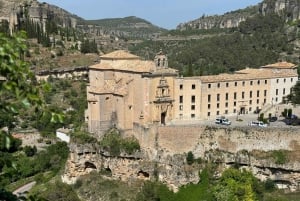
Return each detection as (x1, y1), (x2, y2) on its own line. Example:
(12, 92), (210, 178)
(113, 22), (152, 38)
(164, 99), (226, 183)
(225, 102), (228, 107)
(208, 104), (211, 109)
(242, 81), (245, 86)
(216, 111), (220, 115)
(207, 112), (210, 117)
(249, 100), (252, 105)
(291, 78), (294, 82)
(208, 84), (211, 88)
(191, 114), (195, 118)
(257, 90), (260, 97)
(283, 88), (286, 95)
(233, 109), (236, 113)
(234, 92), (237, 100)
(250, 91), (252, 98)
(225, 110), (228, 114)
(217, 94), (220, 101)
(264, 90), (267, 96)
(264, 99), (266, 104)
(226, 83), (229, 87)
(226, 93), (228, 101)
(192, 84), (195, 89)
(217, 103), (220, 109)
(250, 81), (253, 85)
(235, 82), (237, 86)
(275, 97), (278, 102)
(257, 99), (259, 104)
(180, 84), (183, 90)
(265, 80), (267, 84)
(257, 80), (260, 85)
(191, 95), (195, 103)
(242, 92), (245, 99)
(191, 105), (195, 110)
(276, 89), (278, 95)
(284, 78), (286, 83)
(276, 79), (279, 83)
(217, 83), (220, 88)
(179, 96), (183, 103)
(208, 95), (211, 102)
(249, 107), (252, 112)
(179, 105), (183, 110)
(234, 101), (236, 107)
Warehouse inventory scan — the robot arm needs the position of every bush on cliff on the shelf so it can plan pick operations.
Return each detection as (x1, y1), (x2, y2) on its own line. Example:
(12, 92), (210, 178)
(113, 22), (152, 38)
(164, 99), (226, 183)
(99, 129), (140, 156)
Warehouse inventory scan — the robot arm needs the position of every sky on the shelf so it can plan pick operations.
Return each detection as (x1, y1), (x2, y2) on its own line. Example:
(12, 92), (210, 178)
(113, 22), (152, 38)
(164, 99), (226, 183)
(41, 0), (263, 29)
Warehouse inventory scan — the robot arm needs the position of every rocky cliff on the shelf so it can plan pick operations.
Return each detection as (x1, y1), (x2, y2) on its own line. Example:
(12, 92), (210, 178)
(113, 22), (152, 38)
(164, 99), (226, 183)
(177, 0), (300, 31)
(62, 125), (300, 192)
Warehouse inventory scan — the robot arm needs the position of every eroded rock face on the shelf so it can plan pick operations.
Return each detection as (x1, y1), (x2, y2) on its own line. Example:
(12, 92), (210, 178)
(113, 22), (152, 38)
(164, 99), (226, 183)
(62, 125), (300, 192)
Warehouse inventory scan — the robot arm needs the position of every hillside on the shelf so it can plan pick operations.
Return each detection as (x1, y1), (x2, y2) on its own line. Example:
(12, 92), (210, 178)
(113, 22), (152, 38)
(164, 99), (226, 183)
(86, 16), (165, 38)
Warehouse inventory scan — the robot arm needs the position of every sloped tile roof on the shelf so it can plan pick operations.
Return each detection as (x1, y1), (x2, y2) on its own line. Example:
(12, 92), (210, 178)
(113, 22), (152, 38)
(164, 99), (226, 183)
(262, 61), (296, 69)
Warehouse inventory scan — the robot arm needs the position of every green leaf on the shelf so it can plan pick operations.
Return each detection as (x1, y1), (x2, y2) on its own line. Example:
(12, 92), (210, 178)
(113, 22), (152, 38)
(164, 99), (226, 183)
(22, 98), (31, 108)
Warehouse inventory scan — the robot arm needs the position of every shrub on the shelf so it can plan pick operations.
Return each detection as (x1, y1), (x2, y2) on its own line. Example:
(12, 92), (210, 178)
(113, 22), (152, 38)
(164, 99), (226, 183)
(272, 150), (288, 164)
(186, 151), (194, 165)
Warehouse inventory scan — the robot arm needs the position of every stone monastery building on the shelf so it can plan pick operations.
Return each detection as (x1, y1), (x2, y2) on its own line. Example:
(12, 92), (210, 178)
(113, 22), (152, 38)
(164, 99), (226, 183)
(86, 50), (298, 136)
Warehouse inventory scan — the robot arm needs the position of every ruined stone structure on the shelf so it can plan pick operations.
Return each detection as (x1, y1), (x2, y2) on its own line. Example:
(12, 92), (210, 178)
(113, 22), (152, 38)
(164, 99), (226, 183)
(86, 50), (298, 137)
(35, 66), (88, 81)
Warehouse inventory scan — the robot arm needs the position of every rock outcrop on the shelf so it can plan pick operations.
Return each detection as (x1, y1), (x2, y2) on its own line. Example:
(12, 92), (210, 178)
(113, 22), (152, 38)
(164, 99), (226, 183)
(177, 0), (300, 31)
(63, 125), (300, 192)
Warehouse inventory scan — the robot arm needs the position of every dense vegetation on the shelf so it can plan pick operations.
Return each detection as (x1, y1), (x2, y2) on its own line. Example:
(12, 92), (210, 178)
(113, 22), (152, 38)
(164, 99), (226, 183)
(130, 13), (294, 76)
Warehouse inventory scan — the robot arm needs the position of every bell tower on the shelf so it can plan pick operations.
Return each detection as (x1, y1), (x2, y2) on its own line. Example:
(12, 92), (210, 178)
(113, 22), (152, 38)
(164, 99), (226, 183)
(154, 49), (168, 69)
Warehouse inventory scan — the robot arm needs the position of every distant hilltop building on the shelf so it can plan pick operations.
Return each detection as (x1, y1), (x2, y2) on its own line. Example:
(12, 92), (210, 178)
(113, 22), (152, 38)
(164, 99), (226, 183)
(86, 50), (298, 136)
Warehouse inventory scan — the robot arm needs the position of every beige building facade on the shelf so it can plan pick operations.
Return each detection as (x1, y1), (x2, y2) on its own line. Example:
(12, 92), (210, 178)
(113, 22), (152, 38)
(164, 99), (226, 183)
(87, 50), (298, 136)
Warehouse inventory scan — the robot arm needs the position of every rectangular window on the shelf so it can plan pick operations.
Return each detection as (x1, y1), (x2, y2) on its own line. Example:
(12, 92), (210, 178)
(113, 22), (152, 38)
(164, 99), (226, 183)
(208, 84), (211, 88)
(264, 90), (267, 97)
(284, 78), (286, 83)
(264, 99), (266, 104)
(226, 93), (228, 100)
(217, 103), (220, 109)
(249, 100), (252, 105)
(191, 96), (195, 103)
(208, 104), (211, 109)
(249, 107), (252, 112)
(291, 78), (294, 82)
(277, 79), (279, 83)
(234, 92), (237, 100)
(179, 105), (183, 110)
(208, 95), (211, 102)
(226, 83), (229, 87)
(179, 96), (183, 103)
(233, 109), (236, 113)
(250, 91), (252, 98)
(234, 101), (236, 107)
(276, 89), (278, 95)
(191, 114), (195, 118)
(242, 92), (245, 99)
(225, 102), (228, 107)
(283, 88), (286, 95)
(242, 81), (245, 86)
(235, 82), (237, 86)
(257, 99), (259, 104)
(257, 80), (260, 85)
(208, 112), (210, 117)
(217, 83), (220, 88)
(225, 110), (228, 114)
(192, 84), (195, 89)
(180, 84), (183, 90)
(265, 80), (267, 84)
(216, 111), (220, 115)
(191, 105), (195, 110)
(250, 81), (253, 85)
(257, 90), (260, 97)
(217, 94), (220, 101)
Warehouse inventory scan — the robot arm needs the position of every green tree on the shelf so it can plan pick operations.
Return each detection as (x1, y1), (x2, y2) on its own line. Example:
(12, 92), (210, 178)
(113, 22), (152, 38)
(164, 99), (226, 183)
(186, 151), (194, 165)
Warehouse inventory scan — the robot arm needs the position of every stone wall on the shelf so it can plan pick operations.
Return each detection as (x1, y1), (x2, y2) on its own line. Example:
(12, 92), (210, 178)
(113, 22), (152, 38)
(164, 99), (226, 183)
(62, 124), (300, 192)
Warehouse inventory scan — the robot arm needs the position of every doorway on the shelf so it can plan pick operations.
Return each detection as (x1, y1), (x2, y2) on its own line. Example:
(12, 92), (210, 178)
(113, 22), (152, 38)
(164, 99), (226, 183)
(161, 112), (166, 125)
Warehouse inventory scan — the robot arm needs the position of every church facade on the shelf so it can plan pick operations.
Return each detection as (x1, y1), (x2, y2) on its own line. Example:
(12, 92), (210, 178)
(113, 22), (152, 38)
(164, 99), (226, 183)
(86, 50), (298, 136)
